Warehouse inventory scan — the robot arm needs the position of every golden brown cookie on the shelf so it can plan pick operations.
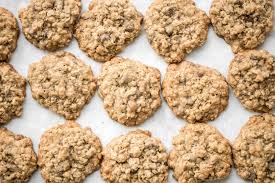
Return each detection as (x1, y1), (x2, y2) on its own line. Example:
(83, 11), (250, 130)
(162, 61), (229, 123)
(0, 128), (37, 183)
(19, 0), (81, 51)
(38, 121), (102, 183)
(98, 57), (162, 126)
(0, 63), (26, 124)
(28, 51), (97, 120)
(0, 7), (19, 62)
(74, 0), (143, 62)
(169, 124), (233, 183)
(233, 114), (275, 183)
(210, 0), (273, 53)
(228, 50), (275, 112)
(101, 130), (168, 183)
(144, 0), (209, 63)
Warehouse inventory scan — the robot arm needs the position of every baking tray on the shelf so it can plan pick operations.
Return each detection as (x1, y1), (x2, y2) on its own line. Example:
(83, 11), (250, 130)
(2, 0), (275, 182)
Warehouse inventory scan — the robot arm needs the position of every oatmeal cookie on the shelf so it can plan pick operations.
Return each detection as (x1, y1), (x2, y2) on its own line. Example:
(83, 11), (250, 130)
(0, 7), (19, 62)
(144, 0), (209, 63)
(98, 57), (161, 126)
(210, 0), (273, 53)
(162, 61), (228, 123)
(19, 0), (81, 51)
(0, 128), (37, 183)
(0, 63), (26, 124)
(169, 123), (233, 183)
(233, 114), (275, 183)
(101, 130), (168, 183)
(38, 121), (102, 183)
(74, 0), (143, 62)
(28, 51), (97, 120)
(228, 50), (275, 112)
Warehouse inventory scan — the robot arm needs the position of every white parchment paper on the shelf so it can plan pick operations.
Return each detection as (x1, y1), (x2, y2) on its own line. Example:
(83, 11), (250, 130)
(1, 0), (275, 182)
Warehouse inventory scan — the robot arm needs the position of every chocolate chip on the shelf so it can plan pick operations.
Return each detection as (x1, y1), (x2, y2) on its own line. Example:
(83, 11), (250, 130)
(164, 7), (176, 17)
(244, 14), (255, 22)
(247, 172), (256, 181)
(250, 55), (259, 61)
(268, 162), (275, 171)
(235, 0), (243, 7)
(198, 72), (204, 77)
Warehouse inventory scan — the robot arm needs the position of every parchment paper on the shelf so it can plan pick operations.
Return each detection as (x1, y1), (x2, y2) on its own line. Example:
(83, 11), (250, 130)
(2, 0), (275, 182)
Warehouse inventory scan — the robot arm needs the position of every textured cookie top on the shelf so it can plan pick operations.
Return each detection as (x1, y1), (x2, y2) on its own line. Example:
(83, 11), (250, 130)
(74, 0), (143, 62)
(0, 128), (37, 183)
(233, 114), (275, 183)
(101, 130), (168, 183)
(210, 0), (273, 53)
(0, 63), (26, 124)
(169, 124), (232, 183)
(162, 61), (228, 123)
(0, 7), (19, 62)
(98, 57), (161, 126)
(228, 50), (275, 112)
(38, 121), (102, 183)
(19, 0), (81, 51)
(28, 51), (97, 120)
(144, 0), (209, 63)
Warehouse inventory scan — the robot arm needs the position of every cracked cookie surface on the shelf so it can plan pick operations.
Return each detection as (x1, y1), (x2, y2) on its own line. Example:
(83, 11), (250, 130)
(74, 0), (143, 62)
(144, 0), (209, 63)
(0, 7), (19, 62)
(28, 51), (97, 120)
(233, 114), (275, 183)
(38, 121), (102, 183)
(0, 128), (37, 183)
(228, 50), (275, 112)
(101, 130), (168, 183)
(98, 57), (161, 126)
(0, 63), (26, 124)
(19, 0), (81, 51)
(169, 124), (233, 183)
(210, 0), (273, 53)
(162, 61), (228, 123)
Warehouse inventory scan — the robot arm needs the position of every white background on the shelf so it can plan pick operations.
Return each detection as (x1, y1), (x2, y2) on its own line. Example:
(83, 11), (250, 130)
(1, 0), (275, 182)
